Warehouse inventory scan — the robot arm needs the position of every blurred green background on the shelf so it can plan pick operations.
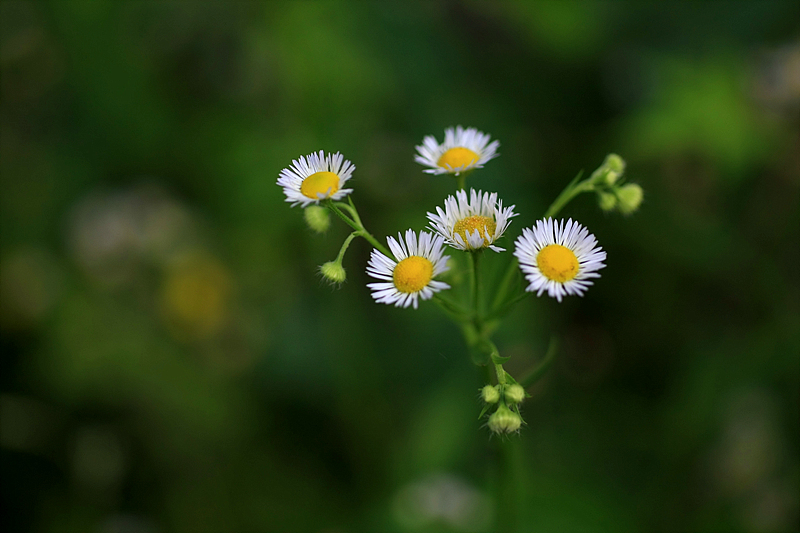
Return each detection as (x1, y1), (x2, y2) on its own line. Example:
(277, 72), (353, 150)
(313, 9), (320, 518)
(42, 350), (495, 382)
(2, 1), (799, 532)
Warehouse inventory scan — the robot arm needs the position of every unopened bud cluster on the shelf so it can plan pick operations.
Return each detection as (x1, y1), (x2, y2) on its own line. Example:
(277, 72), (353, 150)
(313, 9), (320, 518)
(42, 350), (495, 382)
(590, 154), (643, 215)
(482, 382), (528, 435)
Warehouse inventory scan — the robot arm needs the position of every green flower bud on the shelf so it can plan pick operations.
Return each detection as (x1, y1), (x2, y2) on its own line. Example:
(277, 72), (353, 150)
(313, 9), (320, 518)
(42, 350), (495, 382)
(617, 183), (643, 215)
(591, 153), (626, 186)
(504, 384), (525, 404)
(304, 205), (330, 234)
(604, 153), (626, 175)
(481, 385), (500, 404)
(487, 404), (522, 434)
(319, 261), (346, 285)
(597, 191), (618, 212)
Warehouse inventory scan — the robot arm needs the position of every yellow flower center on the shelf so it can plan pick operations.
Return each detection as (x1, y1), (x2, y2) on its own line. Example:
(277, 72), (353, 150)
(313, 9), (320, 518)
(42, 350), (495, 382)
(393, 256), (433, 293)
(437, 147), (479, 170)
(453, 215), (496, 247)
(536, 244), (579, 283)
(300, 171), (339, 199)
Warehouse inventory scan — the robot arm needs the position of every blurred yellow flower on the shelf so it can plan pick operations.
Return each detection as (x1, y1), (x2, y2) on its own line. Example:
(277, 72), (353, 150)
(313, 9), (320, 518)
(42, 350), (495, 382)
(160, 251), (231, 339)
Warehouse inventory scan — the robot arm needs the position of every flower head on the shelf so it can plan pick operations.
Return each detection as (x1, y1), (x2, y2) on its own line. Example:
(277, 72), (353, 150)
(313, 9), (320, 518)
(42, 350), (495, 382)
(278, 151), (354, 207)
(366, 230), (450, 309)
(319, 261), (346, 285)
(504, 384), (526, 405)
(514, 218), (606, 302)
(415, 126), (500, 176)
(427, 189), (517, 252)
(481, 385), (500, 404)
(616, 183), (644, 215)
(487, 404), (522, 434)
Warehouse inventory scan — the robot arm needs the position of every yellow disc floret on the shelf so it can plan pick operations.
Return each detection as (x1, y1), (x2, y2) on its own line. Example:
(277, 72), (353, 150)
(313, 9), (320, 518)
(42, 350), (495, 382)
(453, 215), (496, 247)
(536, 244), (579, 282)
(300, 171), (340, 199)
(393, 256), (433, 294)
(437, 147), (479, 170)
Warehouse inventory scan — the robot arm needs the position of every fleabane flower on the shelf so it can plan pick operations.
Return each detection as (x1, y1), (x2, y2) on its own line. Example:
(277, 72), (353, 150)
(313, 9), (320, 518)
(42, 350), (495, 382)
(514, 218), (606, 302)
(427, 189), (517, 252)
(366, 229), (450, 309)
(278, 151), (354, 207)
(415, 126), (500, 175)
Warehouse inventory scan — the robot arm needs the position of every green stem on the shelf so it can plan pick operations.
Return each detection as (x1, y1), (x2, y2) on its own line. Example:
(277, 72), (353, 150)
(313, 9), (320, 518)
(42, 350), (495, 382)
(496, 438), (521, 533)
(334, 201), (360, 224)
(487, 339), (507, 386)
(495, 362), (506, 386)
(491, 257), (520, 313)
(432, 294), (472, 322)
(325, 200), (392, 257)
(358, 231), (391, 258)
(335, 232), (359, 264)
(456, 174), (466, 191)
(519, 336), (558, 388)
(470, 251), (483, 319)
(326, 200), (357, 227)
(486, 290), (529, 321)
(543, 172), (593, 219)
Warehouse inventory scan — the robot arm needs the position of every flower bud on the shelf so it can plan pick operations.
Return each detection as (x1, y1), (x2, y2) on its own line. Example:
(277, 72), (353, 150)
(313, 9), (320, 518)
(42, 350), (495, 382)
(616, 183), (643, 215)
(504, 384), (525, 404)
(597, 191), (618, 212)
(304, 205), (330, 233)
(604, 153), (626, 175)
(319, 261), (346, 284)
(591, 153), (626, 186)
(487, 404), (522, 434)
(481, 385), (500, 404)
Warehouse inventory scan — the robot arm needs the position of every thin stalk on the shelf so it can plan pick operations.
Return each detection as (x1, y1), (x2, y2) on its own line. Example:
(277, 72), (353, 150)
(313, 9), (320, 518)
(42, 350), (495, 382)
(432, 294), (471, 322)
(326, 200), (357, 227)
(495, 362), (507, 386)
(491, 257), (520, 313)
(543, 174), (593, 219)
(325, 201), (391, 257)
(357, 230), (391, 258)
(495, 438), (522, 533)
(334, 201), (360, 224)
(335, 232), (359, 263)
(471, 251), (483, 320)
(468, 251), (478, 319)
(485, 290), (529, 321)
(487, 339), (506, 385)
(519, 336), (558, 388)
(456, 174), (466, 191)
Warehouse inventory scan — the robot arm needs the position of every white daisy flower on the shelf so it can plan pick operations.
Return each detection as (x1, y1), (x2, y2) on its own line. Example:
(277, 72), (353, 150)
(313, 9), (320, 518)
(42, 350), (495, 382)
(415, 126), (500, 175)
(277, 151), (354, 207)
(366, 229), (451, 309)
(514, 218), (606, 302)
(427, 189), (517, 252)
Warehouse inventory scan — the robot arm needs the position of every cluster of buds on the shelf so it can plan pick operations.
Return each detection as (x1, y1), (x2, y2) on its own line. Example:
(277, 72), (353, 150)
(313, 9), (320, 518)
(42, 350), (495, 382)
(591, 154), (644, 215)
(481, 382), (527, 434)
